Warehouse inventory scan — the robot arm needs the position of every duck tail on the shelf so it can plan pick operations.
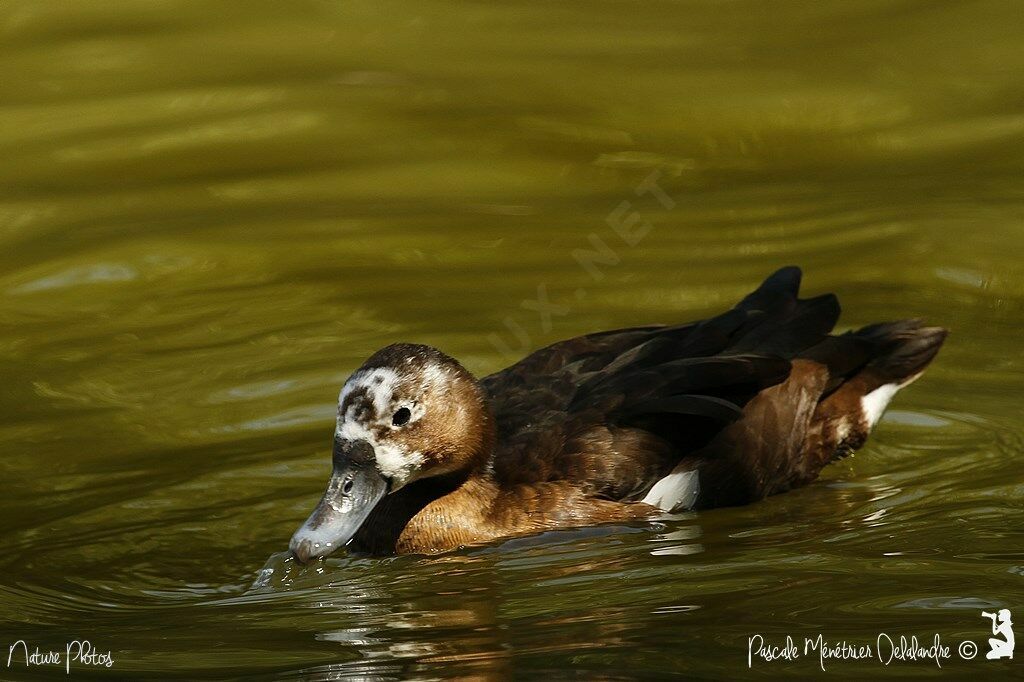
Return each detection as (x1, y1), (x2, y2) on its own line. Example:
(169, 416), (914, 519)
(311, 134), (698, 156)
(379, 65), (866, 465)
(806, 319), (947, 466)
(845, 319), (947, 428)
(850, 319), (948, 389)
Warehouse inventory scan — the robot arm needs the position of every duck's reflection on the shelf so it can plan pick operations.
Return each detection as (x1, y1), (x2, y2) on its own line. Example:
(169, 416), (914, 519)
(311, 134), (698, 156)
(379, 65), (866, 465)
(252, 551), (510, 679)
(649, 525), (705, 557)
(247, 520), (708, 680)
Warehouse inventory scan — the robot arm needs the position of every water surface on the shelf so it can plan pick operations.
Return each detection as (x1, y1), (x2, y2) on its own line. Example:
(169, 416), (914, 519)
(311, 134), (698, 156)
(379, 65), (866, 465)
(1, 1), (1022, 678)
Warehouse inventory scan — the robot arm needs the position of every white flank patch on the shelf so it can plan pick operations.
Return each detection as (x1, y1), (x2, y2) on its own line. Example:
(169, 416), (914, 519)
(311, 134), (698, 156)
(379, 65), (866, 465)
(642, 468), (700, 512)
(860, 383), (900, 428)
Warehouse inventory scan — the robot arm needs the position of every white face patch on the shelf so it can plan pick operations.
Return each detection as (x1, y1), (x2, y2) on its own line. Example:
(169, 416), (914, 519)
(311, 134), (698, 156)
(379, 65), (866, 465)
(372, 442), (424, 486)
(334, 366), (427, 489)
(338, 367), (401, 419)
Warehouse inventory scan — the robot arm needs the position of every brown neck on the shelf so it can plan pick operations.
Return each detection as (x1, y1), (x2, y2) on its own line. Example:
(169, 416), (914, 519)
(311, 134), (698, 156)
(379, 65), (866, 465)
(471, 396), (498, 474)
(351, 468), (477, 554)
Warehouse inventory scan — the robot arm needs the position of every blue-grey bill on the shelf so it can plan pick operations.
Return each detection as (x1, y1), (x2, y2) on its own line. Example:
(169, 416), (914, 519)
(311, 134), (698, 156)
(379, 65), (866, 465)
(289, 462), (388, 563)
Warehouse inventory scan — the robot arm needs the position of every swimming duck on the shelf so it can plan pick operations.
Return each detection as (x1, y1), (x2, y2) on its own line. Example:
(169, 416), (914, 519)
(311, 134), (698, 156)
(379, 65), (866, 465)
(289, 267), (946, 560)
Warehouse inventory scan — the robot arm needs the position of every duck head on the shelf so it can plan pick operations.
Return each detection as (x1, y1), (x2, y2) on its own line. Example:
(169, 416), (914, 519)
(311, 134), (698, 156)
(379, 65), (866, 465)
(289, 343), (493, 562)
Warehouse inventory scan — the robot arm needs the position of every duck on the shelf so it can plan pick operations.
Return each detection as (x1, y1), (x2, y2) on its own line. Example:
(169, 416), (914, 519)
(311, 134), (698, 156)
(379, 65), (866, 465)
(289, 266), (946, 561)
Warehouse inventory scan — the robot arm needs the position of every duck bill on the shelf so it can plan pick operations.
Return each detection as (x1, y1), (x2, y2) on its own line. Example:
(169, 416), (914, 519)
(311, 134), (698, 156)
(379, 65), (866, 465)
(289, 439), (388, 563)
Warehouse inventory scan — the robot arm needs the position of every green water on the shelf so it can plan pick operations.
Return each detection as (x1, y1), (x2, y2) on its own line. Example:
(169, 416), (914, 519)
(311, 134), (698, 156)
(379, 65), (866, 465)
(1, 1), (1022, 679)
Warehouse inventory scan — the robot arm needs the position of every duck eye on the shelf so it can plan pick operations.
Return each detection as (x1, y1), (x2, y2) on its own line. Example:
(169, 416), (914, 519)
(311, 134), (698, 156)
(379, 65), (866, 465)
(392, 407), (411, 427)
(342, 477), (354, 495)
